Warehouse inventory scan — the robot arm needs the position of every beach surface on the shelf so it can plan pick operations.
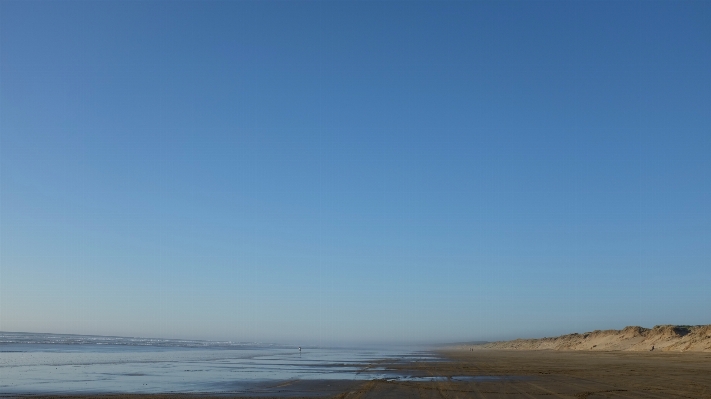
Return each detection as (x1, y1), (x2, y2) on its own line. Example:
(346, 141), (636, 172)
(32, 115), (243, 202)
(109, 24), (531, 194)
(4, 349), (711, 398)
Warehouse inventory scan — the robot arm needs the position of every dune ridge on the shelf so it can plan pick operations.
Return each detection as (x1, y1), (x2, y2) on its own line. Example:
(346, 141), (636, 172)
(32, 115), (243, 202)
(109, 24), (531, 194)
(477, 325), (711, 352)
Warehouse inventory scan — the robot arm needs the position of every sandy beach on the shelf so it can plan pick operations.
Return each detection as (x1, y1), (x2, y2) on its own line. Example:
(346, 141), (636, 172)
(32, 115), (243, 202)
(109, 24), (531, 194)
(338, 349), (711, 398)
(5, 348), (710, 398)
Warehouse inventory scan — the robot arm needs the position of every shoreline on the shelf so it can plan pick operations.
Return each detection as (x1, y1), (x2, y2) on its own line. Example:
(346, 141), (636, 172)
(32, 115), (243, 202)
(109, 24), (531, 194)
(3, 349), (710, 398)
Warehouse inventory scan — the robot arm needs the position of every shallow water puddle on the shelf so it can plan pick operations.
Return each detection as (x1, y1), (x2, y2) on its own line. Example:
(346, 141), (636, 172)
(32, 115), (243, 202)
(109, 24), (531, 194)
(387, 375), (515, 382)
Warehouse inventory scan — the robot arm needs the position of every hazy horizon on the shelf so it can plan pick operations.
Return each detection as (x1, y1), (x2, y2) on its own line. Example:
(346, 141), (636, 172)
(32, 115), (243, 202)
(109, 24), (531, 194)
(1, 1), (709, 346)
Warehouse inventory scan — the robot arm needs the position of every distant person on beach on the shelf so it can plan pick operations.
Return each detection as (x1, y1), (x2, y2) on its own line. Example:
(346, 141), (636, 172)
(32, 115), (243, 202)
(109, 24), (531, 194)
(650, 345), (655, 351)
(299, 347), (301, 352)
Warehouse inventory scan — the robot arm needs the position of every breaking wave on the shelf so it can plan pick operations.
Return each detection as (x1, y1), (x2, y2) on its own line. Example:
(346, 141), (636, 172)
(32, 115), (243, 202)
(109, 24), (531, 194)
(0, 331), (275, 348)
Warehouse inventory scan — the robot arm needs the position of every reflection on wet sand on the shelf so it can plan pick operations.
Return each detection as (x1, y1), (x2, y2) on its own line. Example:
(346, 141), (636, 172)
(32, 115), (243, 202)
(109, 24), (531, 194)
(213, 349), (711, 397)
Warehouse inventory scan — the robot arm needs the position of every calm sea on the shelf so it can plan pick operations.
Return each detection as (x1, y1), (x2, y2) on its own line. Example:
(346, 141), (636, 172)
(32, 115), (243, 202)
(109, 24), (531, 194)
(0, 332), (431, 395)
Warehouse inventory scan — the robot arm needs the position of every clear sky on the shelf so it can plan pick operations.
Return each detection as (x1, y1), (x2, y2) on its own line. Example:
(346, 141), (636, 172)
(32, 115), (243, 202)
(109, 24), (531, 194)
(1, 1), (709, 345)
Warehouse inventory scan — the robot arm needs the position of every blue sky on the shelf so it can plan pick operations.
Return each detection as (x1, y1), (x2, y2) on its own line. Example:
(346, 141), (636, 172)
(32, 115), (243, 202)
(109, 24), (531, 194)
(1, 1), (709, 345)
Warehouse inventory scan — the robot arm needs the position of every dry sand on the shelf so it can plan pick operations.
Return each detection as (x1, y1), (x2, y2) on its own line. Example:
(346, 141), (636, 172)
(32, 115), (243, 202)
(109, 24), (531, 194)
(473, 325), (711, 352)
(7, 348), (711, 398)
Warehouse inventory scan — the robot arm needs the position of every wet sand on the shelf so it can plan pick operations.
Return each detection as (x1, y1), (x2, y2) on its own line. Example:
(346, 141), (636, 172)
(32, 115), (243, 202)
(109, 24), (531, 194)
(4, 349), (711, 398)
(327, 349), (711, 398)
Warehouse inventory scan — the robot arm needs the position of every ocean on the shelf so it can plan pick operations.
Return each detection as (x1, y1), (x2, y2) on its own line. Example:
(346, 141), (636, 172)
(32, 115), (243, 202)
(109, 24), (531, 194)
(0, 332), (430, 395)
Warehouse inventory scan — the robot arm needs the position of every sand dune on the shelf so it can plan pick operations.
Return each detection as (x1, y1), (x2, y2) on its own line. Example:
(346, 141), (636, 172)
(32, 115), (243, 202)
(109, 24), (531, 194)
(476, 325), (711, 352)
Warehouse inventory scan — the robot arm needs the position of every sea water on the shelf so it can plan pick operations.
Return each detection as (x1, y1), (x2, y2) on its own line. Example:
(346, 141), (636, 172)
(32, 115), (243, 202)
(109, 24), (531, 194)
(0, 332), (430, 394)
